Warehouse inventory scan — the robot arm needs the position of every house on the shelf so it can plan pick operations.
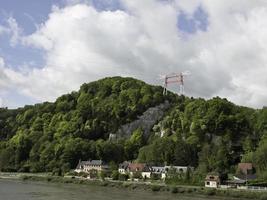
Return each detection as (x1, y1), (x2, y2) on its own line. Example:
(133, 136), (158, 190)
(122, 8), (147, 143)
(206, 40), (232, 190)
(127, 163), (146, 173)
(127, 163), (151, 178)
(151, 166), (166, 179)
(234, 162), (257, 182)
(75, 160), (109, 173)
(225, 179), (246, 189)
(118, 161), (130, 174)
(237, 163), (255, 175)
(205, 174), (221, 188)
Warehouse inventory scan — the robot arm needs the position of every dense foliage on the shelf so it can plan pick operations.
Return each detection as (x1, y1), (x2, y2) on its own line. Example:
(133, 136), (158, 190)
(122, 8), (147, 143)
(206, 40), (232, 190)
(0, 77), (169, 173)
(0, 76), (267, 181)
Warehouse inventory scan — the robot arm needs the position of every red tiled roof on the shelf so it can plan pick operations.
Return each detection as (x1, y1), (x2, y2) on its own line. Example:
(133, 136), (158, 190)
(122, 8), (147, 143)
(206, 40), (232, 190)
(238, 163), (253, 174)
(128, 163), (146, 172)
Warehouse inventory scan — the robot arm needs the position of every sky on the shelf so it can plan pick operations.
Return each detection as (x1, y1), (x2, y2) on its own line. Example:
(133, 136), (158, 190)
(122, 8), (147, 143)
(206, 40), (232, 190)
(0, 0), (267, 109)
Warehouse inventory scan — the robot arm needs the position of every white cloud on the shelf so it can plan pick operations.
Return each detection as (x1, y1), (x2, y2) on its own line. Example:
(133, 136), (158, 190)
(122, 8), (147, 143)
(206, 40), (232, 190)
(1, 0), (267, 108)
(6, 17), (22, 46)
(0, 57), (11, 89)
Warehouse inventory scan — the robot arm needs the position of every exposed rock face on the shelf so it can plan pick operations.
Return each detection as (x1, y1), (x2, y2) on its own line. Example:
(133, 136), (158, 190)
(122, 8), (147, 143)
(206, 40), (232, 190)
(116, 101), (171, 138)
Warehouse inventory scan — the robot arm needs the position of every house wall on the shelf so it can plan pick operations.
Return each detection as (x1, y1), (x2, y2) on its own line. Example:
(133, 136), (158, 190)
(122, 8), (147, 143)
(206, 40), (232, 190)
(142, 172), (151, 179)
(118, 169), (126, 174)
(76, 165), (108, 173)
(205, 181), (218, 188)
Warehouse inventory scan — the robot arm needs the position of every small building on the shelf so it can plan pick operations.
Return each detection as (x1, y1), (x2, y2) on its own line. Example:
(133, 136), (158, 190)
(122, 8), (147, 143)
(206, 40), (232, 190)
(118, 161), (130, 174)
(151, 166), (166, 179)
(234, 162), (257, 182)
(75, 160), (109, 173)
(127, 163), (146, 173)
(205, 174), (221, 188)
(237, 163), (255, 175)
(127, 163), (151, 179)
(225, 179), (246, 189)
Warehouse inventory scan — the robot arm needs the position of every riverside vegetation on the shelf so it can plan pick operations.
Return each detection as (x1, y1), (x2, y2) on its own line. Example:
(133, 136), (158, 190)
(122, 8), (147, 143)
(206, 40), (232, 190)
(1, 77), (267, 186)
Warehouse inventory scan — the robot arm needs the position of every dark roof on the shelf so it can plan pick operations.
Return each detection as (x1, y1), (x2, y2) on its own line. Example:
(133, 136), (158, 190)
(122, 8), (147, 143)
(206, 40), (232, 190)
(119, 161), (130, 169)
(205, 174), (220, 182)
(234, 174), (257, 181)
(151, 166), (165, 173)
(76, 160), (107, 169)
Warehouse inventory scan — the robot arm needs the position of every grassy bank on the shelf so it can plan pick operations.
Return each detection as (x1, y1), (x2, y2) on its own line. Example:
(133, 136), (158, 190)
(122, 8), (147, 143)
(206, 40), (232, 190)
(5, 174), (266, 200)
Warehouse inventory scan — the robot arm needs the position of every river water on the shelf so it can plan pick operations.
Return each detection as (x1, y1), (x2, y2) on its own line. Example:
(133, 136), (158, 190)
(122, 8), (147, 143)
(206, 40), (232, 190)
(0, 179), (238, 200)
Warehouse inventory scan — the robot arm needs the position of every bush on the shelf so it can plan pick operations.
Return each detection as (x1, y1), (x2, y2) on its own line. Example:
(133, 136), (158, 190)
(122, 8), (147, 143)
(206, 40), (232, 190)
(151, 185), (161, 192)
(100, 181), (108, 187)
(171, 187), (178, 193)
(122, 182), (130, 188)
(260, 194), (267, 200)
(78, 171), (88, 178)
(132, 172), (142, 179)
(177, 187), (185, 193)
(21, 175), (30, 181)
(119, 174), (129, 181)
(204, 188), (216, 196)
(111, 170), (119, 180)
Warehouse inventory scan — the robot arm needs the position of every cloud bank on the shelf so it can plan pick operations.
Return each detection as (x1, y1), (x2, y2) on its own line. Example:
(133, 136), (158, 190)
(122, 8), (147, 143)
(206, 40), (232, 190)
(1, 0), (267, 108)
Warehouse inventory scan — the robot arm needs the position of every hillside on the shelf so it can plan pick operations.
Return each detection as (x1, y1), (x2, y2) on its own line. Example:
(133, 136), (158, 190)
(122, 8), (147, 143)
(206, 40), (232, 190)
(0, 77), (173, 172)
(0, 76), (267, 181)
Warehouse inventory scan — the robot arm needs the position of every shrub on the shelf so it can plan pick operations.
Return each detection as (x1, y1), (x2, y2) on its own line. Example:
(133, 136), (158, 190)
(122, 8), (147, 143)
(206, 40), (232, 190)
(205, 188), (216, 196)
(111, 170), (119, 180)
(78, 171), (88, 178)
(100, 181), (108, 187)
(21, 175), (30, 181)
(151, 185), (161, 192)
(177, 187), (185, 193)
(260, 194), (267, 200)
(119, 174), (129, 181)
(171, 187), (178, 193)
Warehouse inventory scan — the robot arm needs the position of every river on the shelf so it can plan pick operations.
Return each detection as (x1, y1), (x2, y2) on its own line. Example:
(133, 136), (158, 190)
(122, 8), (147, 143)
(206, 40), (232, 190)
(0, 179), (241, 200)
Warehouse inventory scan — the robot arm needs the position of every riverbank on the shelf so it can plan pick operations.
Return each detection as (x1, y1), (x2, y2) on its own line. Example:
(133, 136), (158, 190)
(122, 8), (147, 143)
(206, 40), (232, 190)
(1, 172), (267, 200)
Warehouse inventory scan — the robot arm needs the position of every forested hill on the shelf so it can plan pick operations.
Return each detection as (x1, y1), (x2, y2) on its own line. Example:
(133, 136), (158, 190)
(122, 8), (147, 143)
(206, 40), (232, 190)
(0, 76), (267, 180)
(0, 77), (173, 172)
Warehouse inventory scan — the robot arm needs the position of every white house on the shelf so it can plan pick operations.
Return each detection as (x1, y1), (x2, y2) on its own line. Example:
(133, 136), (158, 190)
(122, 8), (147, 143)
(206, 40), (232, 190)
(205, 174), (221, 188)
(75, 160), (109, 173)
(151, 166), (166, 179)
(118, 161), (130, 174)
